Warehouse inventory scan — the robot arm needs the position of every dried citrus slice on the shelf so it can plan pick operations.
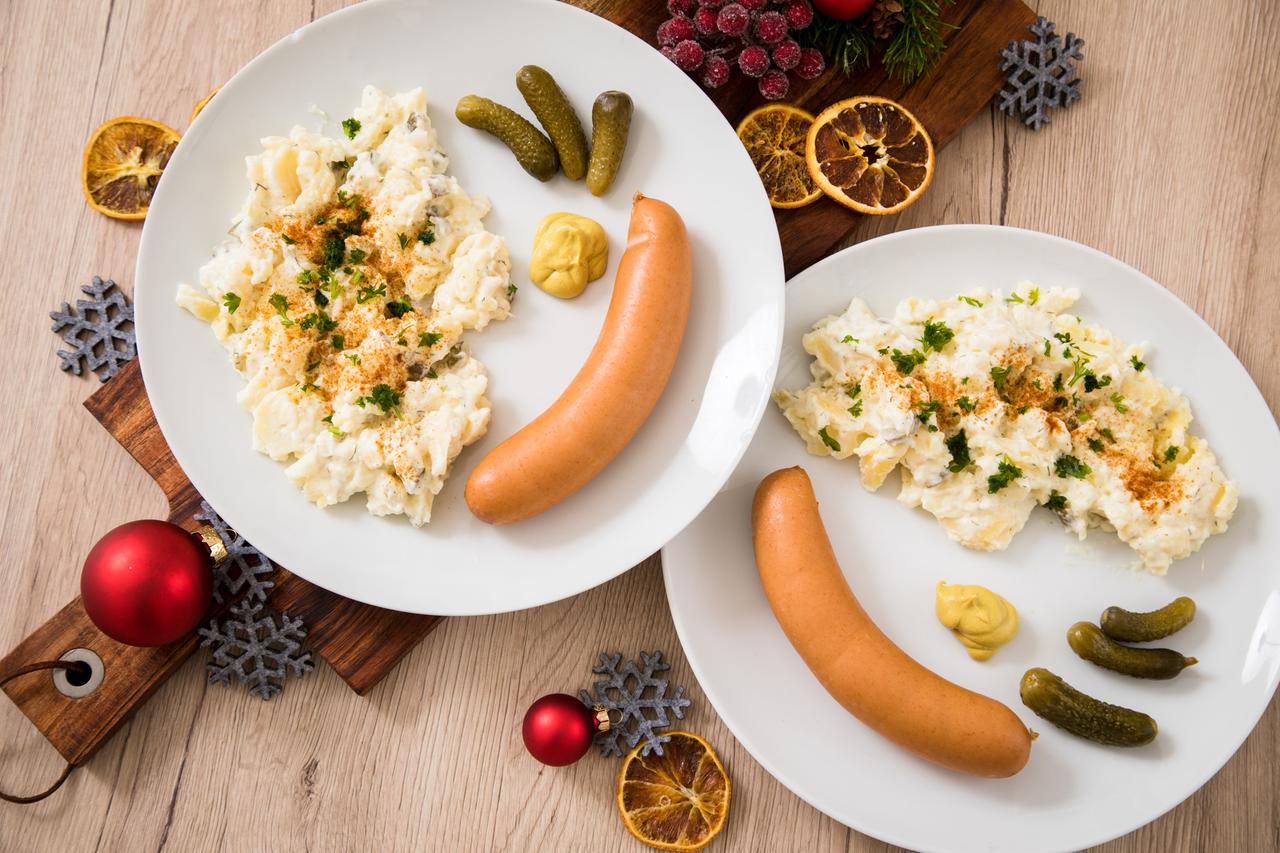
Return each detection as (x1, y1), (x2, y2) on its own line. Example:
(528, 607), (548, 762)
(190, 87), (219, 125)
(805, 96), (934, 215)
(82, 116), (180, 221)
(736, 104), (821, 209)
(617, 731), (730, 852)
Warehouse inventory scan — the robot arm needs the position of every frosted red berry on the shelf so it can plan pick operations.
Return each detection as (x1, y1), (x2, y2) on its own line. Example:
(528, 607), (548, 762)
(740, 0), (767, 9)
(796, 46), (826, 79)
(738, 44), (771, 78)
(692, 6), (719, 35)
(772, 38), (801, 71)
(754, 10), (788, 44)
(672, 39), (706, 71)
(699, 0), (728, 8)
(657, 16), (697, 47)
(667, 0), (697, 15)
(715, 3), (750, 37)
(702, 54), (732, 88)
(759, 68), (790, 101)
(783, 0), (814, 29)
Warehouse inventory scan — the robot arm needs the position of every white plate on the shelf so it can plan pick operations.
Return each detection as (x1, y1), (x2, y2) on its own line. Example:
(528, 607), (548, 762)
(134, 0), (783, 616)
(662, 225), (1280, 853)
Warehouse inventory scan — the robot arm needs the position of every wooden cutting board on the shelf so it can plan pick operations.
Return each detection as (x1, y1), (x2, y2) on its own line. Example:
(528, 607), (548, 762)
(1, 0), (1033, 771)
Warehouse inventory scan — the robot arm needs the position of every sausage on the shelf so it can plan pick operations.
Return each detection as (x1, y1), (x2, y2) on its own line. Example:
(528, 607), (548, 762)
(465, 194), (692, 524)
(751, 467), (1034, 777)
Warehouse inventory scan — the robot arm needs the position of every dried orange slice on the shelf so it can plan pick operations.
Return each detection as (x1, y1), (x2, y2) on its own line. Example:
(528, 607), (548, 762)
(190, 87), (219, 125)
(805, 96), (934, 215)
(82, 116), (180, 221)
(617, 731), (730, 852)
(736, 104), (821, 209)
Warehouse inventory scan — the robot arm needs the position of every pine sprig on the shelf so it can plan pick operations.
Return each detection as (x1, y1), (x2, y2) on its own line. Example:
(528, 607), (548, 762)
(798, 0), (955, 82)
(883, 0), (956, 81)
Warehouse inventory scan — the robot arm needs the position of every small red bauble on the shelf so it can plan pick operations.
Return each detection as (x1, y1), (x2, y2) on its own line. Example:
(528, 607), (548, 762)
(522, 693), (606, 766)
(813, 0), (876, 21)
(81, 520), (214, 647)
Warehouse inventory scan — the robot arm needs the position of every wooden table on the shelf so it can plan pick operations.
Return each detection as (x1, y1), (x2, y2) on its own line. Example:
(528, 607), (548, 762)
(2, 1), (1277, 850)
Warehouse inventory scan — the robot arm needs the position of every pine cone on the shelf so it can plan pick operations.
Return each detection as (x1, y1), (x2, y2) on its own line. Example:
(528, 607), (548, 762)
(870, 0), (904, 40)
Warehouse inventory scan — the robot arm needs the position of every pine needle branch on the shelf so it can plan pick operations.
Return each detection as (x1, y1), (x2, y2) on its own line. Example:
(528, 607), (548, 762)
(882, 0), (956, 82)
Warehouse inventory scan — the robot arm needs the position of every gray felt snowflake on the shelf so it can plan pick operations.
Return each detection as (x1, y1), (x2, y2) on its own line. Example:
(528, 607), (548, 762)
(193, 500), (276, 605)
(50, 276), (136, 380)
(579, 651), (690, 758)
(199, 600), (313, 700)
(999, 17), (1084, 130)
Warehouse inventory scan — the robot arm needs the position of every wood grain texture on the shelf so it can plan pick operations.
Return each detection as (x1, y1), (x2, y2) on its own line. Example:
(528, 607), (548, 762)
(1, 1), (1278, 851)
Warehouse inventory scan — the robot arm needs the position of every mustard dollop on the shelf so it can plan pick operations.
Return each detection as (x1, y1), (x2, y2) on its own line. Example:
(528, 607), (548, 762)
(529, 212), (608, 299)
(935, 581), (1019, 661)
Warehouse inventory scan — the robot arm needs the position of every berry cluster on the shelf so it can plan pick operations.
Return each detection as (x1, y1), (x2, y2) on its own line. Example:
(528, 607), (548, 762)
(658, 0), (826, 101)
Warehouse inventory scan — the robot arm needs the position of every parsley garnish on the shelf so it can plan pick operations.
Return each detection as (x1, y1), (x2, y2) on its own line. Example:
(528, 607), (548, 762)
(507, 282), (518, 301)
(1087, 437), (1105, 453)
(1055, 454), (1092, 479)
(281, 233), (296, 245)
(1082, 372), (1112, 393)
(1099, 428), (1116, 443)
(890, 348), (926, 375)
(916, 399), (940, 424)
(841, 335), (858, 344)
(848, 400), (863, 417)
(347, 248), (367, 264)
(341, 117), (361, 139)
(398, 232), (410, 249)
(987, 457), (1023, 493)
(818, 426), (841, 453)
(350, 269), (365, 287)
(1110, 392), (1129, 413)
(1130, 354), (1146, 372)
(990, 365), (1011, 392)
(298, 310), (337, 334)
(345, 352), (361, 365)
(1044, 339), (1052, 357)
(1028, 288), (1040, 305)
(331, 334), (344, 350)
(355, 383), (400, 414)
(1005, 292), (1024, 304)
(426, 368), (438, 379)
(877, 347), (890, 355)
(1044, 491), (1068, 512)
(297, 269), (315, 285)
(1163, 445), (1179, 464)
(356, 282), (386, 304)
(312, 287), (329, 308)
(386, 297), (414, 318)
(321, 414), (346, 439)
(323, 232), (346, 268)
(847, 382), (862, 399)
(1067, 354), (1092, 387)
(956, 396), (976, 413)
(416, 331), (442, 348)
(418, 224), (436, 245)
(300, 382), (318, 393)
(921, 319), (954, 353)
(946, 429), (972, 473)
(1052, 373), (1064, 392)
(1054, 332), (1073, 344)
(223, 292), (241, 314)
(958, 295), (983, 307)
(268, 293), (293, 325)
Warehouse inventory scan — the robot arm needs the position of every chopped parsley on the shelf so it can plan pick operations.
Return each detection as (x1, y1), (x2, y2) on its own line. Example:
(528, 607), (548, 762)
(1044, 339), (1052, 357)
(356, 282), (387, 304)
(990, 365), (1011, 392)
(347, 248), (367, 264)
(300, 382), (318, 393)
(327, 277), (344, 302)
(331, 334), (344, 350)
(298, 310), (338, 333)
(222, 292), (241, 314)
(345, 352), (361, 365)
(847, 382), (861, 399)
(356, 384), (400, 414)
(1163, 445), (1179, 464)
(1130, 354), (1146, 372)
(1054, 454), (1092, 479)
(916, 399), (940, 424)
(1082, 372), (1112, 392)
(848, 399), (863, 417)
(418, 224), (436, 245)
(956, 396), (976, 413)
(386, 297), (414, 318)
(281, 233), (296, 245)
(1054, 332), (1073, 344)
(398, 232), (410, 249)
(1067, 354), (1093, 386)
(878, 347), (890, 355)
(312, 287), (329, 307)
(890, 348), (926, 375)
(1087, 437), (1105, 453)
(297, 269), (315, 285)
(507, 282), (519, 301)
(920, 319), (954, 353)
(1110, 392), (1129, 413)
(946, 429), (972, 473)
(341, 117), (361, 139)
(841, 335), (858, 343)
(321, 414), (346, 439)
(419, 331), (442, 348)
(426, 368), (438, 379)
(1044, 491), (1068, 512)
(818, 426), (841, 453)
(350, 269), (365, 287)
(1052, 373), (1064, 391)
(987, 457), (1023, 494)
(1028, 288), (1040, 305)
(267, 293), (293, 325)
(958, 295), (983, 307)
(1099, 427), (1117, 443)
(323, 232), (346, 268)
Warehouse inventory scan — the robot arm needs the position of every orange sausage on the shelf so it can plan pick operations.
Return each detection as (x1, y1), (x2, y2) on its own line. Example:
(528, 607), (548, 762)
(752, 467), (1033, 778)
(465, 194), (692, 524)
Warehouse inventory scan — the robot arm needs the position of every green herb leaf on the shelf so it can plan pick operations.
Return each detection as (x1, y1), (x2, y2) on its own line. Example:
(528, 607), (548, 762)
(990, 365), (1011, 392)
(1005, 293), (1024, 304)
(323, 232), (345, 268)
(345, 352), (361, 365)
(222, 292), (241, 314)
(356, 282), (387, 304)
(268, 293), (293, 325)
(1028, 287), (1040, 305)
(341, 117), (361, 139)
(1054, 454), (1092, 479)
(347, 248), (367, 264)
(848, 400), (863, 418)
(847, 382), (862, 399)
(946, 429), (972, 473)
(419, 331), (442, 348)
(841, 335), (858, 343)
(281, 233), (296, 245)
(506, 282), (518, 301)
(987, 456), (1023, 493)
(1099, 427), (1117, 443)
(920, 319), (954, 353)
(1130, 354), (1146, 372)
(1087, 437), (1105, 453)
(331, 334), (344, 350)
(1110, 392), (1129, 413)
(398, 232), (410, 249)
(1163, 445), (1179, 464)
(958, 295), (983, 307)
(956, 395), (976, 413)
(818, 426), (841, 453)
(1044, 339), (1052, 357)
(417, 224), (436, 245)
(916, 399), (940, 424)
(386, 297), (414, 318)
(1044, 491), (1068, 512)
(890, 348), (926, 375)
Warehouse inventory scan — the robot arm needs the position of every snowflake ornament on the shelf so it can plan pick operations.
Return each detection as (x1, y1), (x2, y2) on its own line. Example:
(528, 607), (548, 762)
(580, 651), (691, 758)
(999, 17), (1084, 130)
(194, 501), (276, 605)
(50, 276), (136, 380)
(199, 600), (314, 700)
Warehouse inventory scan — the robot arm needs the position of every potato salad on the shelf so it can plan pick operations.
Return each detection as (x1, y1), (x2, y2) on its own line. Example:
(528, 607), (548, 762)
(775, 285), (1238, 574)
(176, 86), (512, 526)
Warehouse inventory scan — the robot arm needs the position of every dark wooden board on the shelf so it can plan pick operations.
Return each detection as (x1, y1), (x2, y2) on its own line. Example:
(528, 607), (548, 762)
(575, 0), (1036, 277)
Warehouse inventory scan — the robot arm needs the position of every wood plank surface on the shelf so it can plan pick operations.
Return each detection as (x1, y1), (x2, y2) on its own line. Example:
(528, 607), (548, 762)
(1, 1), (1278, 851)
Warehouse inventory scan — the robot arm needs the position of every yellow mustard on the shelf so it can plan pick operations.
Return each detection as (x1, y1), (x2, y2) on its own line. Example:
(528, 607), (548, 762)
(935, 581), (1019, 661)
(529, 212), (608, 299)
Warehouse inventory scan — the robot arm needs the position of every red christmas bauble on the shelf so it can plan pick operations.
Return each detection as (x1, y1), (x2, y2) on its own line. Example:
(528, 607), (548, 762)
(522, 694), (603, 766)
(813, 0), (876, 21)
(81, 520), (214, 647)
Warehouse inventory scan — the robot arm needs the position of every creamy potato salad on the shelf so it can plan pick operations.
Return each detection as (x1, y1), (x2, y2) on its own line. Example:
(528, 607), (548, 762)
(775, 285), (1238, 573)
(177, 86), (512, 525)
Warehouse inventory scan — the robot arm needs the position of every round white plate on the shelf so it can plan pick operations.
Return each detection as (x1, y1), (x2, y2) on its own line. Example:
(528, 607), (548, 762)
(662, 225), (1280, 853)
(134, 0), (783, 615)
